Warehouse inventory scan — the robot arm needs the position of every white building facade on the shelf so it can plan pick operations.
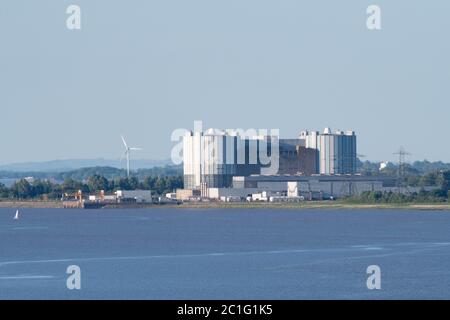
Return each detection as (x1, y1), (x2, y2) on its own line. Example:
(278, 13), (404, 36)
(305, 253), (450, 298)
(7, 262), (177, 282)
(299, 128), (357, 175)
(183, 129), (263, 190)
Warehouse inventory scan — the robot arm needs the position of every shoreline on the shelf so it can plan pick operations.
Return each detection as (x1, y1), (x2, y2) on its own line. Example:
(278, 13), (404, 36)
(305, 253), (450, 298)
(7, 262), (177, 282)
(0, 201), (63, 208)
(0, 200), (450, 211)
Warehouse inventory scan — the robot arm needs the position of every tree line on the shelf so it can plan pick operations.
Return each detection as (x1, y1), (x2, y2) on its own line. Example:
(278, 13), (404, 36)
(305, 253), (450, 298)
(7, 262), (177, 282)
(0, 165), (182, 180)
(345, 170), (450, 204)
(357, 159), (450, 177)
(345, 189), (450, 204)
(0, 175), (183, 200)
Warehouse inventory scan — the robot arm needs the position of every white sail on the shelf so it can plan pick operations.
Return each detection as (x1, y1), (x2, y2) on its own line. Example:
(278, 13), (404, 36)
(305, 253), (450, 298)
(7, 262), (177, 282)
(14, 210), (19, 220)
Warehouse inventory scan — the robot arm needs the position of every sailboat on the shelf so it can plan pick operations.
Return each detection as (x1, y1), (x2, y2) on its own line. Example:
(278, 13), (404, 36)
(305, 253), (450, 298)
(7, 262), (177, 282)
(13, 210), (19, 220)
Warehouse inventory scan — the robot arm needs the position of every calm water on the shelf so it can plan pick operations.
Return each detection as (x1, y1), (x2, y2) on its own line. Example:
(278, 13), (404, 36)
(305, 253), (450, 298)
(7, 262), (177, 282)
(1, 207), (450, 299)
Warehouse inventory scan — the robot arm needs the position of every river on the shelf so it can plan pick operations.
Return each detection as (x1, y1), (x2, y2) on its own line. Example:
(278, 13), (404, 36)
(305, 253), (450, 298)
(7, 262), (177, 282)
(0, 208), (449, 299)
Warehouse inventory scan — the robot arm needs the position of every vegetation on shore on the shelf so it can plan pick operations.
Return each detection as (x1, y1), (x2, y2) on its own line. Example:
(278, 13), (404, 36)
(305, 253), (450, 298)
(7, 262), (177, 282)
(177, 201), (450, 210)
(1, 200), (450, 211)
(0, 174), (183, 200)
(341, 170), (450, 204)
(358, 159), (450, 182)
(0, 165), (449, 206)
(342, 189), (450, 204)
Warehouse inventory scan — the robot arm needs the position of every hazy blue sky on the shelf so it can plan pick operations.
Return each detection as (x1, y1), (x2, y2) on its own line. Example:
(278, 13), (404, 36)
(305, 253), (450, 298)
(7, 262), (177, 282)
(1, 0), (449, 164)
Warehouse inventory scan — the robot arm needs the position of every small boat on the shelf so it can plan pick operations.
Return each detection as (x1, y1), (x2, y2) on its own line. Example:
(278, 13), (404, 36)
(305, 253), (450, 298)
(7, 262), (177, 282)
(13, 210), (19, 220)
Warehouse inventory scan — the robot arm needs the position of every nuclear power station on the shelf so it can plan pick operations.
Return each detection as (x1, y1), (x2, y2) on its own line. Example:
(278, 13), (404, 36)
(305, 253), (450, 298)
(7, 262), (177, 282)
(178, 127), (396, 201)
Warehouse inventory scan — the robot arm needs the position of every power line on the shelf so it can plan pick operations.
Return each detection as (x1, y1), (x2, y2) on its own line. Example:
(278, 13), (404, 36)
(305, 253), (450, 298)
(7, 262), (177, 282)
(393, 146), (411, 189)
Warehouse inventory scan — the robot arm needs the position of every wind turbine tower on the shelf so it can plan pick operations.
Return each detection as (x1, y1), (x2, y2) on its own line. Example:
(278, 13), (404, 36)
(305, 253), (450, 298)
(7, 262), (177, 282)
(120, 136), (142, 177)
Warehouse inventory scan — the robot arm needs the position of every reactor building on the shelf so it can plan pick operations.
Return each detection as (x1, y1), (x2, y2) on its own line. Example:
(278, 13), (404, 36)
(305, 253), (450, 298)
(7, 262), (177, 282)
(177, 126), (418, 201)
(182, 127), (358, 193)
(299, 128), (357, 175)
(182, 128), (264, 190)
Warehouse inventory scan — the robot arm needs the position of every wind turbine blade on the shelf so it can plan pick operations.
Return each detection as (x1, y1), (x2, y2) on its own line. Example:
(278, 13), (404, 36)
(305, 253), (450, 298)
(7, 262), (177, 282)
(121, 136), (128, 148)
(129, 147), (142, 151)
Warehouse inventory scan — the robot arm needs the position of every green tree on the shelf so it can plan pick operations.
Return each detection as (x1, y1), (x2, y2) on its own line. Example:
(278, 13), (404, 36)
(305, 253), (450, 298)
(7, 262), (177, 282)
(441, 170), (450, 192)
(10, 179), (32, 199)
(419, 172), (442, 187)
(0, 183), (9, 198)
(87, 175), (110, 192)
(406, 175), (420, 187)
(62, 178), (85, 193)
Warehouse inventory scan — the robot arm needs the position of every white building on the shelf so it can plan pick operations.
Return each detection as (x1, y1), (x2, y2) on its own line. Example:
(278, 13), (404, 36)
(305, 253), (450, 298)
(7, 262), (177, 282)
(299, 128), (357, 175)
(183, 129), (264, 190)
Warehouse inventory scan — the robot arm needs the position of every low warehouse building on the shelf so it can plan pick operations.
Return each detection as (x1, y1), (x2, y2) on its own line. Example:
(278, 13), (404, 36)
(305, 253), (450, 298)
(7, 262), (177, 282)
(231, 175), (396, 199)
(207, 187), (258, 200)
(176, 189), (201, 201)
(116, 190), (153, 203)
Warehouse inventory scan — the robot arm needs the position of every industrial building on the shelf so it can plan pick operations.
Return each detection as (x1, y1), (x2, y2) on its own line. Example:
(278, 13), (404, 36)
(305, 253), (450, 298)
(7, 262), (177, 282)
(182, 127), (358, 192)
(206, 175), (395, 201)
(230, 175), (396, 199)
(63, 189), (154, 209)
(116, 190), (153, 203)
(183, 129), (266, 189)
(278, 139), (318, 175)
(84, 190), (153, 203)
(205, 175), (435, 202)
(299, 128), (357, 175)
(180, 126), (368, 201)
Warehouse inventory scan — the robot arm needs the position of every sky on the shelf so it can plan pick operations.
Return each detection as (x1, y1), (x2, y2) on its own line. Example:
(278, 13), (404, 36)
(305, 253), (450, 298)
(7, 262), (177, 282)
(1, 0), (449, 164)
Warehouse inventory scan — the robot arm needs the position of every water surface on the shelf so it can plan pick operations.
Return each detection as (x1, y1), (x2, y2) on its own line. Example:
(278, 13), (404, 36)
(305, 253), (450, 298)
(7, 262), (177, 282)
(1, 208), (449, 299)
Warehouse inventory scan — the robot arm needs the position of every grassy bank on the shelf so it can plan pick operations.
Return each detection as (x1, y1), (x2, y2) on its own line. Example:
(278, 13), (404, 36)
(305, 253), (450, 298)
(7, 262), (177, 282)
(176, 201), (450, 210)
(0, 200), (63, 208)
(1, 200), (449, 211)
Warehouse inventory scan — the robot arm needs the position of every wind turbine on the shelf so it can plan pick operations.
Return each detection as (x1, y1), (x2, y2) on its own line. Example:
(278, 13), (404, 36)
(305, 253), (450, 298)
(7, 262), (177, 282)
(120, 136), (142, 177)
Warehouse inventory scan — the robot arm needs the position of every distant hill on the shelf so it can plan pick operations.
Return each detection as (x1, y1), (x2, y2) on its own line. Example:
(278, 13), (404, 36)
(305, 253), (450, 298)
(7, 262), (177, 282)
(0, 165), (182, 181)
(0, 158), (172, 172)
